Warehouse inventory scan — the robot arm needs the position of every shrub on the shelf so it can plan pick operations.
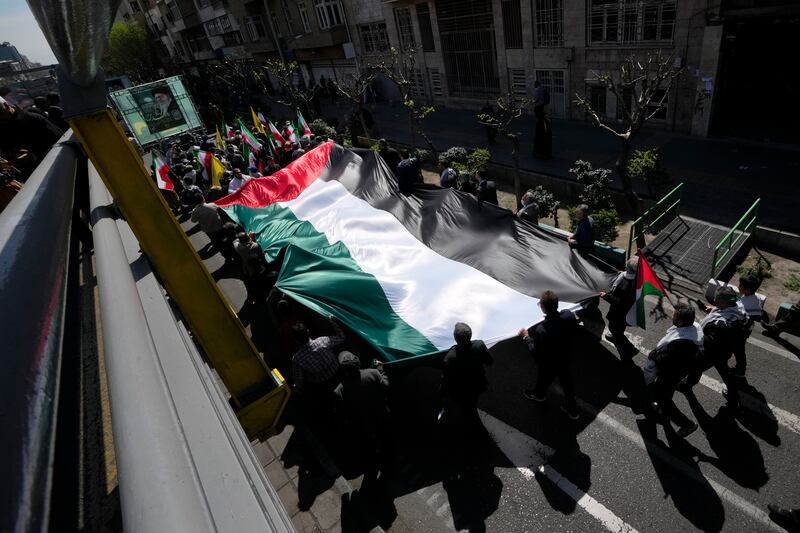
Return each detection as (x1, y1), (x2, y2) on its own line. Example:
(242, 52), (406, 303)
(528, 186), (560, 227)
(415, 149), (435, 164)
(627, 147), (671, 196)
(736, 257), (772, 282)
(785, 272), (800, 293)
(438, 146), (469, 169)
(466, 148), (491, 174)
(569, 206), (621, 243)
(309, 118), (336, 138)
(569, 160), (613, 210)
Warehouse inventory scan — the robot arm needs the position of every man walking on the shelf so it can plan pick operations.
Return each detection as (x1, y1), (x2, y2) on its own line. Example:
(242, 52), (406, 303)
(645, 303), (702, 437)
(440, 322), (494, 435)
(475, 170), (498, 206)
(601, 259), (639, 360)
(567, 204), (595, 254)
(518, 291), (580, 420)
(378, 138), (401, 177)
(396, 149), (423, 194)
(532, 80), (552, 159)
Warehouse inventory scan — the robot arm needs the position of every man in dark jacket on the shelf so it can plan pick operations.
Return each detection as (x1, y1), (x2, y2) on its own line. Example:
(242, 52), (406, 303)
(693, 285), (748, 409)
(0, 96), (63, 180)
(475, 170), (498, 205)
(568, 204), (595, 254)
(645, 303), (701, 437)
(440, 322), (494, 433)
(601, 259), (639, 360)
(378, 138), (401, 177)
(396, 149), (422, 194)
(519, 290), (580, 419)
(335, 351), (391, 473)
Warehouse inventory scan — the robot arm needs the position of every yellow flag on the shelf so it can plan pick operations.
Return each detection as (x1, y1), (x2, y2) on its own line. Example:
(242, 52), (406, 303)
(215, 126), (226, 150)
(210, 154), (225, 188)
(250, 107), (266, 135)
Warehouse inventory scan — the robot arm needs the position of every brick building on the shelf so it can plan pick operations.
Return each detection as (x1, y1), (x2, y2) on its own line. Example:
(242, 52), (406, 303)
(117, 0), (800, 141)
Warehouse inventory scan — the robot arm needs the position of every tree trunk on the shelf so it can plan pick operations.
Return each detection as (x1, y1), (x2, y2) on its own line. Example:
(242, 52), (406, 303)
(408, 110), (416, 152)
(357, 103), (370, 147)
(417, 126), (437, 159)
(615, 136), (645, 248)
(553, 207), (559, 228)
(511, 136), (522, 208)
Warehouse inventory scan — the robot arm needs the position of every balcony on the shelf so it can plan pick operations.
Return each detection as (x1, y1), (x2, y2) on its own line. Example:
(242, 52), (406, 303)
(289, 25), (349, 51)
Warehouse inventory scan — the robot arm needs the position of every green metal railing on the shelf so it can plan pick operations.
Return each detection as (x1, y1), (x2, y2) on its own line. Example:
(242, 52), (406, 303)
(711, 198), (761, 279)
(627, 182), (684, 259)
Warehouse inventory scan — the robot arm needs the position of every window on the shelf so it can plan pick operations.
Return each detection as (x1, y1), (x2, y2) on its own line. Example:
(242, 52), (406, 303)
(298, 2), (312, 32)
(129, 1), (142, 13)
(410, 68), (425, 97)
(359, 22), (389, 54)
(314, 0), (343, 30)
(502, 0), (523, 49)
(394, 7), (415, 51)
(173, 40), (186, 58)
(196, 0), (211, 8)
(205, 19), (220, 35)
(508, 68), (527, 99)
(168, 2), (181, 22)
(185, 26), (212, 52)
(222, 31), (243, 46)
(590, 0), (676, 44)
(219, 14), (232, 32)
(589, 85), (607, 116)
(271, 12), (283, 37)
(281, 0), (296, 34)
(645, 88), (668, 120)
(245, 15), (267, 40)
(535, 69), (566, 117)
(535, 0), (563, 47)
(429, 68), (443, 97)
(416, 3), (436, 52)
(616, 86), (633, 120)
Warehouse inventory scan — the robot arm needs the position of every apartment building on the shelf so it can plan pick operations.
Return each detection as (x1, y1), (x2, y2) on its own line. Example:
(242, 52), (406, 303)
(118, 0), (799, 140)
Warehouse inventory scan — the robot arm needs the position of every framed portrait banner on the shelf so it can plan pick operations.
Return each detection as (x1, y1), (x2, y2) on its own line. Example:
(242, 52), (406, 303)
(109, 76), (203, 147)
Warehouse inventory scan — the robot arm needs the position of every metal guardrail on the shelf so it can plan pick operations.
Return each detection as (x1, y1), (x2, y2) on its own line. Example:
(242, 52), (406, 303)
(88, 165), (295, 533)
(0, 132), (78, 533)
(627, 182), (684, 259)
(711, 198), (761, 279)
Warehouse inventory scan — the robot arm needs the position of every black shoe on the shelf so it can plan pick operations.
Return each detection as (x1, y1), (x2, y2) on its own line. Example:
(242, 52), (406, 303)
(523, 389), (546, 402)
(763, 326), (782, 339)
(768, 504), (800, 528)
(721, 389), (741, 411)
(731, 366), (746, 378)
(561, 405), (579, 420)
(677, 422), (699, 438)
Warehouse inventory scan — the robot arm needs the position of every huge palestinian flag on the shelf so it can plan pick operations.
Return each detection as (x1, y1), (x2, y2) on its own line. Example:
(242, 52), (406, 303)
(216, 142), (615, 361)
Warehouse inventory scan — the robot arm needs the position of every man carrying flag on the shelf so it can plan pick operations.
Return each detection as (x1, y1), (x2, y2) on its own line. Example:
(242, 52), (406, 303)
(297, 110), (312, 138)
(196, 148), (225, 188)
(625, 253), (669, 330)
(222, 120), (235, 140)
(601, 258), (641, 360)
(285, 120), (298, 144)
(238, 119), (264, 154)
(151, 151), (175, 191)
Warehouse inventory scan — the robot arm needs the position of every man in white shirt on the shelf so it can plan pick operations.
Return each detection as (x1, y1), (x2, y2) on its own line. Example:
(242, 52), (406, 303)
(228, 167), (248, 194)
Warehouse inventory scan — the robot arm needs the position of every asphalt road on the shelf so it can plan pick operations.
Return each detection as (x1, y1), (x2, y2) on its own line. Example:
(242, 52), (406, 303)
(184, 214), (800, 533)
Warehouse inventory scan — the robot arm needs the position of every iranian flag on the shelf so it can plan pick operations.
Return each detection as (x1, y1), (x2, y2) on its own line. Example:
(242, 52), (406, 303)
(239, 120), (263, 153)
(151, 152), (174, 191)
(297, 111), (312, 137)
(268, 119), (286, 147)
(286, 122), (298, 144)
(216, 142), (615, 361)
(626, 254), (669, 329)
(222, 120), (234, 140)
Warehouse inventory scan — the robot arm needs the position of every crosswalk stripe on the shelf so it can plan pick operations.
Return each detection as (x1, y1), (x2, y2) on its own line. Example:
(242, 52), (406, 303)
(601, 332), (800, 436)
(479, 410), (640, 533)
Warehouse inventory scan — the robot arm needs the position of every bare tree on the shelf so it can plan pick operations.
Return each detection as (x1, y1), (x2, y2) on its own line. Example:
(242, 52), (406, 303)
(255, 59), (318, 119)
(478, 93), (531, 207)
(375, 48), (436, 156)
(334, 68), (377, 145)
(575, 51), (684, 222)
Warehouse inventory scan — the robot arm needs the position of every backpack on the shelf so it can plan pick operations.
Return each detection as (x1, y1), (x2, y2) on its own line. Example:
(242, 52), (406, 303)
(543, 88), (550, 105)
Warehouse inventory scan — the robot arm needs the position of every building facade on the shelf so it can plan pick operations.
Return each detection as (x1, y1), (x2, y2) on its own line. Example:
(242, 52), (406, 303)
(117, 0), (800, 140)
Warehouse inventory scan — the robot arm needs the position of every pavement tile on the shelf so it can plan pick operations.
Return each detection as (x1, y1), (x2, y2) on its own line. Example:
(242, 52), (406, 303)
(277, 482), (300, 516)
(268, 424), (295, 456)
(291, 510), (322, 533)
(310, 488), (342, 530)
(252, 440), (276, 467)
(324, 520), (341, 533)
(264, 459), (290, 489)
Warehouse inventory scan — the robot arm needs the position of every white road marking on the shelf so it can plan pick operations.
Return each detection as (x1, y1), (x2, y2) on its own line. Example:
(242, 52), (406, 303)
(479, 410), (640, 533)
(584, 402), (785, 532)
(601, 332), (800, 436)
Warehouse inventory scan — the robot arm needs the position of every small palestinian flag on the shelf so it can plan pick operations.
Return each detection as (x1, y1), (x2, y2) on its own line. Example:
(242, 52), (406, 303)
(239, 120), (263, 153)
(626, 254), (669, 329)
(268, 120), (286, 147)
(151, 152), (174, 191)
(297, 111), (312, 137)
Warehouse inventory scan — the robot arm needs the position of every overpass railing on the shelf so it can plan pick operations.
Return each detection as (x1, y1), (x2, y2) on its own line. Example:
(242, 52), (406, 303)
(627, 182), (684, 259)
(711, 198), (761, 279)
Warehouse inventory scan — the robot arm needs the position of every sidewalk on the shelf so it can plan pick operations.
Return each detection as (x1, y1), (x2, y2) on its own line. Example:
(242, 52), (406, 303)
(318, 100), (799, 234)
